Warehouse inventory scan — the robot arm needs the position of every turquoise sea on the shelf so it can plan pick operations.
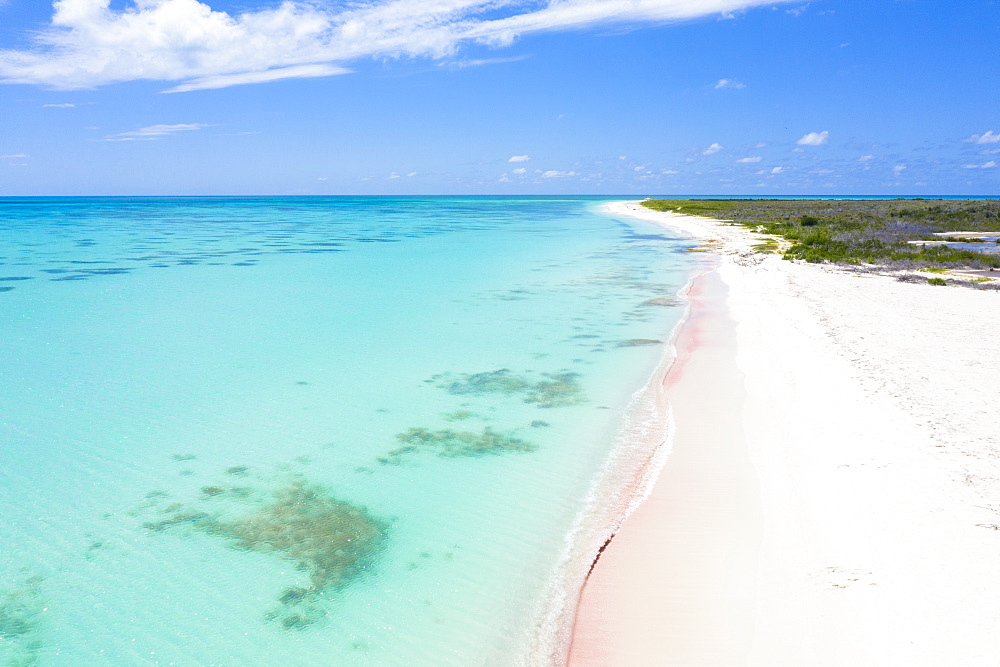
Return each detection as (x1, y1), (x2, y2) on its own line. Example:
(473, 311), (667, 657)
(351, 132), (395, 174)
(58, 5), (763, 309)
(0, 197), (695, 666)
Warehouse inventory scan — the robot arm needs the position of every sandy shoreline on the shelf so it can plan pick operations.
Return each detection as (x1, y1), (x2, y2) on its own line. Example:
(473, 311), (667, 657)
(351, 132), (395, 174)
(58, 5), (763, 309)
(568, 201), (1000, 665)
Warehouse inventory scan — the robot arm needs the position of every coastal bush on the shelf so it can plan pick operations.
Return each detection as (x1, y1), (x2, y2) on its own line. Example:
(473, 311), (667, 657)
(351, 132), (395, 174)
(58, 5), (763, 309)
(643, 198), (1000, 271)
(927, 277), (948, 286)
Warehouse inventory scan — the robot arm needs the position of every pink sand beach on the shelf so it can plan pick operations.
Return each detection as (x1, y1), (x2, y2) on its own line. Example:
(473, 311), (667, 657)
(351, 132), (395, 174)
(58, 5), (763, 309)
(566, 201), (1000, 665)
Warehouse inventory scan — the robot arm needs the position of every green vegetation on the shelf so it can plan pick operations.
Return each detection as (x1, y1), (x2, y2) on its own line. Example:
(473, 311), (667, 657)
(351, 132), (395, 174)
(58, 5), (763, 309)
(927, 277), (948, 286)
(643, 199), (1000, 271)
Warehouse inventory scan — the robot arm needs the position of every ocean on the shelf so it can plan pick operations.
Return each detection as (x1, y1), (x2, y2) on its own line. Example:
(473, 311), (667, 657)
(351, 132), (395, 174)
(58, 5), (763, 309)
(0, 196), (695, 666)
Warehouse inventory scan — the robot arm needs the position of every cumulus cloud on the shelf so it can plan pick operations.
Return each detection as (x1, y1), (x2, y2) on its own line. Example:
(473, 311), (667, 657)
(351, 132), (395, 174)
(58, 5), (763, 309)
(736, 156), (761, 163)
(964, 130), (1000, 145)
(892, 164), (906, 175)
(858, 154), (875, 161)
(541, 169), (576, 178)
(512, 167), (526, 174)
(0, 0), (795, 92)
(796, 130), (829, 146)
(770, 166), (783, 174)
(508, 155), (530, 162)
(714, 78), (745, 89)
(702, 142), (723, 155)
(106, 122), (207, 141)
(962, 161), (997, 169)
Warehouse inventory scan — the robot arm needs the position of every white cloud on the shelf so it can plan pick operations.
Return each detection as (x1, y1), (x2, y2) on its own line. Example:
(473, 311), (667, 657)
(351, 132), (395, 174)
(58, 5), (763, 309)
(512, 167), (526, 174)
(1, 153), (29, 159)
(0, 0), (796, 92)
(508, 155), (530, 162)
(962, 161), (997, 169)
(714, 78), (745, 89)
(165, 64), (349, 93)
(858, 154), (875, 161)
(438, 55), (529, 69)
(106, 122), (207, 141)
(541, 169), (576, 178)
(964, 130), (1000, 145)
(407, 171), (417, 177)
(702, 142), (723, 155)
(736, 156), (761, 163)
(796, 130), (829, 146)
(892, 164), (906, 174)
(43, 102), (76, 107)
(980, 148), (1000, 155)
(770, 166), (783, 174)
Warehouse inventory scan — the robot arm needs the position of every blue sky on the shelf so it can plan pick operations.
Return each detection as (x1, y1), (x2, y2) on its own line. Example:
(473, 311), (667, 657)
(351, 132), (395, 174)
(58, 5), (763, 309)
(0, 0), (997, 195)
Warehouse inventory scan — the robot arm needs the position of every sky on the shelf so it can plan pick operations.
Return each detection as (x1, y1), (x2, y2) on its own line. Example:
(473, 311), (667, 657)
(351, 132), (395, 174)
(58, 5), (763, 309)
(0, 0), (997, 196)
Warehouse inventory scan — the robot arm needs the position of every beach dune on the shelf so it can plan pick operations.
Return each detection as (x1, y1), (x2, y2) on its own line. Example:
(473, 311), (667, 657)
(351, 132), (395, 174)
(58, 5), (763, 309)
(569, 201), (1000, 665)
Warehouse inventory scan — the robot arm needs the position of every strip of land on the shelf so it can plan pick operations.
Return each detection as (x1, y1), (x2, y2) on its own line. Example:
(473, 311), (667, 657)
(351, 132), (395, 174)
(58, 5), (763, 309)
(568, 201), (1000, 665)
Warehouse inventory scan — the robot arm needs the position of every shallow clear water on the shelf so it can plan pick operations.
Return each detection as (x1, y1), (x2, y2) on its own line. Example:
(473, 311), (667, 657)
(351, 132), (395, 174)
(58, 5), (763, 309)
(0, 196), (694, 666)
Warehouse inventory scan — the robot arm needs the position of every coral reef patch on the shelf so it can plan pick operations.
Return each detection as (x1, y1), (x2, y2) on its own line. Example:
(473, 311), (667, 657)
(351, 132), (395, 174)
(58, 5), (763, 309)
(430, 368), (586, 408)
(142, 474), (386, 630)
(0, 575), (45, 666)
(379, 427), (536, 464)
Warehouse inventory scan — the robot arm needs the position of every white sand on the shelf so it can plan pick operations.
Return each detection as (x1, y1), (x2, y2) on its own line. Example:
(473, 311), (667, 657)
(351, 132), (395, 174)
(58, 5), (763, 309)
(569, 201), (1000, 665)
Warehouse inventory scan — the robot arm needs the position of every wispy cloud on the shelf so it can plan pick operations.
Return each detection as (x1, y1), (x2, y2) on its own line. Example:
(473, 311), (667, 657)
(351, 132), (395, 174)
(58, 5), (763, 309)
(796, 130), (829, 146)
(541, 169), (576, 178)
(964, 130), (1000, 145)
(736, 156), (761, 163)
(439, 55), (530, 69)
(770, 166), (783, 174)
(0, 0), (796, 92)
(1, 153), (29, 159)
(962, 161), (997, 169)
(702, 142), (723, 155)
(508, 155), (530, 162)
(43, 102), (76, 107)
(105, 123), (207, 141)
(165, 65), (349, 94)
(714, 78), (745, 89)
